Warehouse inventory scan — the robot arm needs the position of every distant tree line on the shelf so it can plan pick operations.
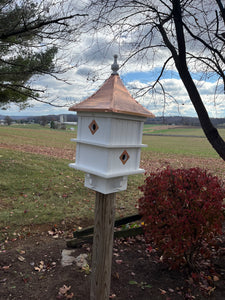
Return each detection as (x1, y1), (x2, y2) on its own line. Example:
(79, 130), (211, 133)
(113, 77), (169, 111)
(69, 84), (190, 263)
(3, 114), (225, 128)
(146, 116), (225, 127)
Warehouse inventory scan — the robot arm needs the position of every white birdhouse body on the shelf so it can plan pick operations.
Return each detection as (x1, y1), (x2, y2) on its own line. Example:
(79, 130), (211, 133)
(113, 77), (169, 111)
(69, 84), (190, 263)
(70, 112), (146, 183)
(69, 56), (154, 194)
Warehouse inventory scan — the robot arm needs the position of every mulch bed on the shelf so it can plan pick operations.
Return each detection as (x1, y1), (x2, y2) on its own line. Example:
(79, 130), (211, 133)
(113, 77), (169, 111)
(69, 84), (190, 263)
(1, 229), (225, 300)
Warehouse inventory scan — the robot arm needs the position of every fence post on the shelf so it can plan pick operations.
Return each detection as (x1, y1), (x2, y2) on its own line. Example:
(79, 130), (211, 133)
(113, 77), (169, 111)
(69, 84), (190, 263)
(90, 192), (116, 300)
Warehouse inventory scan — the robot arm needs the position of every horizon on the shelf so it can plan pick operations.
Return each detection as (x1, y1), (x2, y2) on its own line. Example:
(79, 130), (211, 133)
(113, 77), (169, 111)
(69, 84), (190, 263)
(1, 67), (223, 118)
(1, 113), (225, 121)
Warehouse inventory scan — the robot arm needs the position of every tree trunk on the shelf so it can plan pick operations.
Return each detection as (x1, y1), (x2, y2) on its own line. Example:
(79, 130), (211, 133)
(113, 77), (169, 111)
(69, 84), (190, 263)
(177, 66), (225, 161)
(172, 0), (225, 161)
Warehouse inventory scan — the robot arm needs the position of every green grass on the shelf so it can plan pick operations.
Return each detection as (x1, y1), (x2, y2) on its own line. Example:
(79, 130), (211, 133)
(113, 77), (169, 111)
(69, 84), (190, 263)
(0, 146), (142, 240)
(11, 123), (77, 131)
(0, 125), (76, 148)
(0, 149), (93, 231)
(10, 123), (50, 130)
(142, 125), (225, 158)
(143, 124), (225, 138)
(142, 135), (220, 158)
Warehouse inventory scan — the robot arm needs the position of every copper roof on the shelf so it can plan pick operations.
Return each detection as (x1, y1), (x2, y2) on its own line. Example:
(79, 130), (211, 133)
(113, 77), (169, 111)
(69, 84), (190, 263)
(69, 74), (155, 118)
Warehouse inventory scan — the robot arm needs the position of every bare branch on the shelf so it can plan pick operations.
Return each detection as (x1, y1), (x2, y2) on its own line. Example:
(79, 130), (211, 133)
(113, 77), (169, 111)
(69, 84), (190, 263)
(0, 13), (87, 40)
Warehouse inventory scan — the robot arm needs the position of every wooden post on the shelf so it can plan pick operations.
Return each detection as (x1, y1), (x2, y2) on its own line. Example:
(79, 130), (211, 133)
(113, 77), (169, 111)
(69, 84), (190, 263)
(90, 192), (116, 300)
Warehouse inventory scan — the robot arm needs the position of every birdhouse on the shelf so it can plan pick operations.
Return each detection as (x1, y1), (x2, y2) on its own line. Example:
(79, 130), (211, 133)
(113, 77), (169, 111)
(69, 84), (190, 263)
(69, 55), (154, 194)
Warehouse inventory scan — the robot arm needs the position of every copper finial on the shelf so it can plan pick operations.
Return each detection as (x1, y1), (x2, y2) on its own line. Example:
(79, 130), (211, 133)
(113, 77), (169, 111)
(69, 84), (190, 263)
(111, 54), (119, 75)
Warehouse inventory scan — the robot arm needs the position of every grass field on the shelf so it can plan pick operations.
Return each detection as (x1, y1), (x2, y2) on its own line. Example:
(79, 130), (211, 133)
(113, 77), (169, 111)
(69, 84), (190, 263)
(143, 124), (225, 137)
(0, 124), (75, 148)
(142, 135), (221, 158)
(1, 124), (225, 240)
(1, 124), (223, 158)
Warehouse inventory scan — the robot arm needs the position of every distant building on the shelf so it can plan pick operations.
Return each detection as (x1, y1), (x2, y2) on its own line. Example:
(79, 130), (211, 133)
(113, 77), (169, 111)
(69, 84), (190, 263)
(60, 115), (67, 123)
(59, 114), (77, 126)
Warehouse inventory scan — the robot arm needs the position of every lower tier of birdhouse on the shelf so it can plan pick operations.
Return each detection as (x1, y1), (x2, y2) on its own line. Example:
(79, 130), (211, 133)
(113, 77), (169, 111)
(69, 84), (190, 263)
(70, 142), (144, 178)
(84, 173), (128, 194)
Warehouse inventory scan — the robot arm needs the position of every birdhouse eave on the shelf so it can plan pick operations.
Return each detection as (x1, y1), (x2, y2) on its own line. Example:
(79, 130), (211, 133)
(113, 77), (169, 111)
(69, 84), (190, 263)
(69, 107), (153, 118)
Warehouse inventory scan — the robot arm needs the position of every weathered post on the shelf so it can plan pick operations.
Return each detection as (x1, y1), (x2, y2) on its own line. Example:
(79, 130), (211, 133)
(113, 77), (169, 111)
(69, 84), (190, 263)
(90, 192), (116, 300)
(69, 55), (154, 299)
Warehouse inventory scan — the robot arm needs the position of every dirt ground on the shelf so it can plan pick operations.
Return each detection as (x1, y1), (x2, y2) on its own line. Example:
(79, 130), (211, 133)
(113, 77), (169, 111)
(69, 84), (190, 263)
(0, 226), (225, 300)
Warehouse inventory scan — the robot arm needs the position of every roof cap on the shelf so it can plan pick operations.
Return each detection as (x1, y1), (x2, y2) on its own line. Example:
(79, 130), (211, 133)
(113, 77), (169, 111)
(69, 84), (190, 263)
(69, 56), (155, 118)
(111, 54), (119, 75)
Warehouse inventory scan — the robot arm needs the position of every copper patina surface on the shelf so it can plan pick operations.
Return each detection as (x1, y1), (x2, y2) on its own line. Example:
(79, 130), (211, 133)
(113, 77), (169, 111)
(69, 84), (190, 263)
(69, 74), (154, 118)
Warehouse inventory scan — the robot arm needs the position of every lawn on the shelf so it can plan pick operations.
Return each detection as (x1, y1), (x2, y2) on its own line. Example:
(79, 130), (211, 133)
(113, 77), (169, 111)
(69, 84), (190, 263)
(142, 135), (220, 158)
(0, 124), (76, 148)
(143, 124), (225, 138)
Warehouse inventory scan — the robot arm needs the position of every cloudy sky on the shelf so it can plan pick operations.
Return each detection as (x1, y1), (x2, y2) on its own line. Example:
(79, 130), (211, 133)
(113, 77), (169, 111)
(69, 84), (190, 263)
(1, 0), (224, 119)
(1, 59), (223, 118)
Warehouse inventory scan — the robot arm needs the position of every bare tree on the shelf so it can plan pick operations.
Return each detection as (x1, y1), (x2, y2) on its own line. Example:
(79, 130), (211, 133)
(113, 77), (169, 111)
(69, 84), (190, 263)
(83, 0), (225, 160)
(4, 115), (12, 125)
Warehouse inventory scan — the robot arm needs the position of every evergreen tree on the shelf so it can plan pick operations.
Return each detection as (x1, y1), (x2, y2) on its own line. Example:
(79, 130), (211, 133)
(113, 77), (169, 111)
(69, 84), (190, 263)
(0, 0), (86, 109)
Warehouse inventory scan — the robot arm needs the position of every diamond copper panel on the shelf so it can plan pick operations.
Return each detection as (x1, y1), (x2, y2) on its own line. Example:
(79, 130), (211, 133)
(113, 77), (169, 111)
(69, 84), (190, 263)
(119, 150), (130, 165)
(89, 120), (99, 135)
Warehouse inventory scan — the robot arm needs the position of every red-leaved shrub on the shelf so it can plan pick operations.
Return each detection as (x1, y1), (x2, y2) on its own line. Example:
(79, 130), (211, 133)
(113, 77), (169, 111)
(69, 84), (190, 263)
(138, 167), (225, 269)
